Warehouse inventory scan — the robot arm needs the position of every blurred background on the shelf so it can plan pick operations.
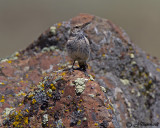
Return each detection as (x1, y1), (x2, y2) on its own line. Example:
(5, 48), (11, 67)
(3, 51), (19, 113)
(0, 0), (160, 58)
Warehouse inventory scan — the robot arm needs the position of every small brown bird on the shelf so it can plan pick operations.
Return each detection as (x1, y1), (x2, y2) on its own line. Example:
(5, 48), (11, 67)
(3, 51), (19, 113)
(66, 22), (91, 72)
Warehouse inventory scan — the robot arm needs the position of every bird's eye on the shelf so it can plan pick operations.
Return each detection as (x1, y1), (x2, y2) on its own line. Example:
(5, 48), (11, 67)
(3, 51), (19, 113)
(75, 26), (79, 28)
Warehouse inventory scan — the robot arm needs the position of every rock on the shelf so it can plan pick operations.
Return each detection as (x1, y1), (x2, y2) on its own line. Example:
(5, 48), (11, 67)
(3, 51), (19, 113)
(0, 13), (160, 128)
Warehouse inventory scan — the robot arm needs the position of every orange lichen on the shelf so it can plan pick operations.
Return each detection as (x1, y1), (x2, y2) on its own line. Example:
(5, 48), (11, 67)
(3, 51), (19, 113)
(7, 60), (12, 64)
(13, 121), (20, 127)
(102, 54), (106, 57)
(94, 123), (98, 126)
(77, 120), (81, 125)
(47, 91), (52, 97)
(0, 95), (5, 103)
(146, 55), (150, 59)
(61, 72), (66, 76)
(0, 82), (5, 85)
(25, 74), (29, 78)
(17, 92), (26, 97)
(28, 94), (34, 99)
(32, 99), (36, 104)
(77, 108), (82, 112)
(57, 22), (62, 28)
(18, 103), (23, 107)
(26, 109), (29, 113)
(49, 107), (52, 109)
(0, 98), (5, 103)
(50, 84), (56, 91)
(23, 117), (28, 125)
(41, 83), (45, 88)
(106, 104), (113, 110)
(65, 109), (69, 112)
(10, 110), (29, 127)
(79, 99), (83, 102)
(156, 68), (160, 72)
(20, 80), (24, 83)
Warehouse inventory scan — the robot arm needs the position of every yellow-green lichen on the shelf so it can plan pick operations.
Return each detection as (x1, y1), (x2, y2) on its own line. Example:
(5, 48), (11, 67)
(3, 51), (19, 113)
(77, 120), (81, 125)
(27, 92), (35, 99)
(56, 119), (64, 127)
(89, 74), (94, 81)
(32, 99), (36, 104)
(42, 114), (48, 125)
(74, 78), (88, 94)
(131, 61), (136, 65)
(88, 94), (95, 98)
(2, 108), (15, 118)
(100, 86), (106, 93)
(130, 53), (134, 59)
(50, 26), (56, 35)
(41, 46), (57, 53)
(83, 117), (87, 121)
(16, 91), (26, 97)
(47, 89), (53, 97)
(120, 79), (130, 85)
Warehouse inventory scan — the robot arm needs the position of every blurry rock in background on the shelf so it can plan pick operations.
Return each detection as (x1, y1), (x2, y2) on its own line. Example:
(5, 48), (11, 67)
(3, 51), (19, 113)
(0, 0), (160, 58)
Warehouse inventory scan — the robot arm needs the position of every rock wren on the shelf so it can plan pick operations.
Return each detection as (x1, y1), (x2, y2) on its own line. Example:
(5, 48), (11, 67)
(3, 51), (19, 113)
(66, 22), (91, 72)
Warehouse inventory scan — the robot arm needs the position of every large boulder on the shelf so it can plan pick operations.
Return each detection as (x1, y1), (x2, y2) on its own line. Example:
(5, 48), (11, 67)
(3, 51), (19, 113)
(0, 14), (160, 128)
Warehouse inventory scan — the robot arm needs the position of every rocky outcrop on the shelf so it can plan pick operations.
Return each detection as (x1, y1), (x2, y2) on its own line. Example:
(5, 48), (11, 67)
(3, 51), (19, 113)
(0, 13), (160, 128)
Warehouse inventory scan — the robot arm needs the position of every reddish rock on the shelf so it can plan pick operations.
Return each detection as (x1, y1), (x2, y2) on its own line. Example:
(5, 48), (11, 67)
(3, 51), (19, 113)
(0, 14), (160, 128)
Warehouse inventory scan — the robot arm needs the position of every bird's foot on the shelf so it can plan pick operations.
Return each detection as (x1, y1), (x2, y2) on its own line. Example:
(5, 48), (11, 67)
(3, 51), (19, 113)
(75, 67), (89, 77)
(68, 67), (74, 74)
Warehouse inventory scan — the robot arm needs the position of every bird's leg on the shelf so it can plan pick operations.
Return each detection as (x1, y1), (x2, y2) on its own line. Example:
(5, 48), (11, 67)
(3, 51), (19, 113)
(82, 64), (89, 77)
(78, 61), (89, 77)
(72, 60), (75, 70)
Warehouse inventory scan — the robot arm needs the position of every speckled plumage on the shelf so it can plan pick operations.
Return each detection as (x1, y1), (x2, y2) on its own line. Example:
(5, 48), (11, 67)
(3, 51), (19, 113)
(66, 23), (90, 70)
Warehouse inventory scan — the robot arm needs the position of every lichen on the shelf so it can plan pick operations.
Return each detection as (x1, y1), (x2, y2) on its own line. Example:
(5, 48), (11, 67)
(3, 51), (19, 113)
(0, 95), (5, 103)
(0, 82), (5, 85)
(50, 26), (56, 35)
(73, 78), (88, 94)
(41, 46), (58, 53)
(0, 51), (20, 63)
(100, 86), (106, 93)
(2, 108), (15, 118)
(88, 94), (95, 98)
(16, 91), (26, 97)
(89, 74), (94, 81)
(42, 114), (48, 125)
(120, 79), (130, 85)
(55, 119), (64, 128)
(130, 53), (134, 59)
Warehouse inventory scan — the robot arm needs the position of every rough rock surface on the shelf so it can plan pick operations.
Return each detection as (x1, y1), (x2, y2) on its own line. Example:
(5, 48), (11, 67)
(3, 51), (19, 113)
(0, 13), (160, 128)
